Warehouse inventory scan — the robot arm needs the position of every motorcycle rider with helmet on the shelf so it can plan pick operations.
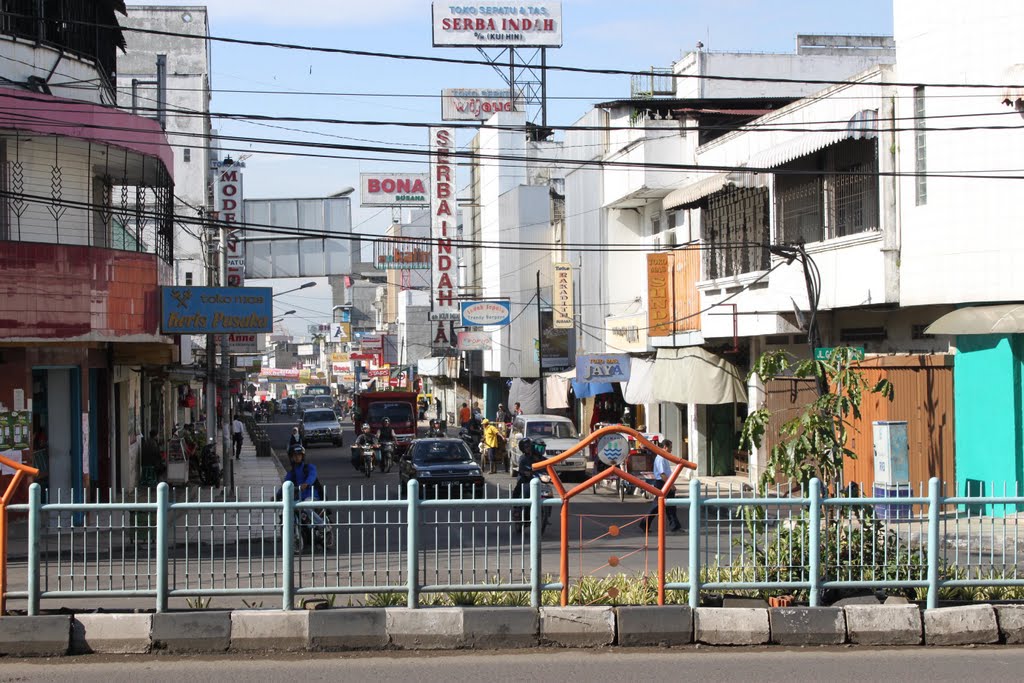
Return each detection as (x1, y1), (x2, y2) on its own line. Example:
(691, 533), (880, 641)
(353, 422), (380, 469)
(426, 418), (446, 438)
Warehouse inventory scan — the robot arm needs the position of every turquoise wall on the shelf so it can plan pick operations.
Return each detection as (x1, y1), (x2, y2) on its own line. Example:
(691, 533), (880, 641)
(954, 334), (1024, 513)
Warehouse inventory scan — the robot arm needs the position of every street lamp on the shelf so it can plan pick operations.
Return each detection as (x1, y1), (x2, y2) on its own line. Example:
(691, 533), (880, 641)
(274, 281), (316, 298)
(273, 309), (296, 323)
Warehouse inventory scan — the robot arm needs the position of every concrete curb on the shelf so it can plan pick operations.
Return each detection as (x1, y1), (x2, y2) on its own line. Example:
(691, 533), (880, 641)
(72, 613), (152, 654)
(695, 607), (770, 645)
(309, 608), (388, 650)
(540, 606), (615, 647)
(231, 610), (308, 651)
(769, 607), (846, 645)
(923, 604), (999, 645)
(616, 606), (693, 646)
(151, 611), (232, 653)
(0, 615), (70, 656)
(995, 605), (1024, 644)
(844, 604), (922, 645)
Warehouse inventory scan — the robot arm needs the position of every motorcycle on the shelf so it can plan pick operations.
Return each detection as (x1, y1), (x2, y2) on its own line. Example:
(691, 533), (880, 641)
(515, 473), (554, 535)
(379, 441), (395, 474)
(360, 443), (377, 478)
(191, 438), (221, 487)
(279, 495), (334, 554)
(459, 428), (482, 458)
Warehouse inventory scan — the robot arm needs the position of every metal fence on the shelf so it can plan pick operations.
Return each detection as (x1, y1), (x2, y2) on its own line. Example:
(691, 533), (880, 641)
(6, 477), (1024, 613)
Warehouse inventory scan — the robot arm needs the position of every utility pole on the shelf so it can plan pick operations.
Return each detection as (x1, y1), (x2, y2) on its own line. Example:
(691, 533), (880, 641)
(536, 270), (545, 411)
(219, 219), (233, 489)
(205, 226), (218, 454)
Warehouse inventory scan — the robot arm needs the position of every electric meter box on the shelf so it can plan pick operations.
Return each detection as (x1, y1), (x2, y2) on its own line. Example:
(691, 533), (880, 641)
(872, 421), (910, 485)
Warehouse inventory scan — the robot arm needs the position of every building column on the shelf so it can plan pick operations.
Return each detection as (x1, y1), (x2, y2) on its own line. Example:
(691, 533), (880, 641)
(747, 336), (767, 486)
(687, 403), (708, 476)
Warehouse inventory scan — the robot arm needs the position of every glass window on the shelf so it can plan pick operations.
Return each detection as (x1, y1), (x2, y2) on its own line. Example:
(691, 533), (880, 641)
(525, 421), (578, 439)
(413, 440), (472, 463)
(303, 410), (336, 423)
(368, 402), (414, 423)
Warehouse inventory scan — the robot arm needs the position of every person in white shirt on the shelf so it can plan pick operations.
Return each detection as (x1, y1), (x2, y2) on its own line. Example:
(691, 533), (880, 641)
(232, 415), (244, 459)
(643, 439), (681, 533)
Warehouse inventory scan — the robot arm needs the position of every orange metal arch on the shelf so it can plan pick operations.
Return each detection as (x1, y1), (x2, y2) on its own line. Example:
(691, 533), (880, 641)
(531, 424), (696, 606)
(0, 453), (40, 614)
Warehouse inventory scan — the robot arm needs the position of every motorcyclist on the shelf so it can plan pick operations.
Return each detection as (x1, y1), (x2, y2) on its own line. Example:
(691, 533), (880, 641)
(426, 418), (446, 438)
(353, 422), (380, 468)
(377, 417), (396, 445)
(513, 437), (548, 521)
(281, 445), (320, 502)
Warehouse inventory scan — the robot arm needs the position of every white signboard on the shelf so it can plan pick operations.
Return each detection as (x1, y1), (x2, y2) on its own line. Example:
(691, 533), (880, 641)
(226, 332), (259, 354)
(457, 331), (493, 351)
(432, 2), (563, 48)
(359, 173), (430, 207)
(441, 88), (520, 121)
(296, 344), (315, 356)
(553, 262), (573, 329)
(215, 163), (245, 288)
(429, 127), (460, 334)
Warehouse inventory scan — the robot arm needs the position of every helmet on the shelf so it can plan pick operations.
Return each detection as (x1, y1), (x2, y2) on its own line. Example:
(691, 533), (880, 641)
(383, 417), (391, 425)
(518, 437), (533, 455)
(288, 444), (305, 458)
(362, 423), (370, 430)
(430, 418), (439, 426)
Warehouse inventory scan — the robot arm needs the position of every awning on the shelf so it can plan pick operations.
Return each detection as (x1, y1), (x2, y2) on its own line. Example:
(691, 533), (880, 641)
(653, 347), (746, 405)
(662, 172), (734, 210)
(571, 380), (614, 399)
(747, 111), (877, 169)
(622, 357), (656, 405)
(925, 304), (1024, 335)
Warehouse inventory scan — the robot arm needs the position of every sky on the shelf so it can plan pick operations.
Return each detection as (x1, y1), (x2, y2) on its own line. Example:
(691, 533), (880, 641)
(139, 0), (895, 339)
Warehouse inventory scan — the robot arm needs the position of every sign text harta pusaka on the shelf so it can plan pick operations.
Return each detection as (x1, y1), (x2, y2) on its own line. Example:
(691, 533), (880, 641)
(167, 292), (269, 332)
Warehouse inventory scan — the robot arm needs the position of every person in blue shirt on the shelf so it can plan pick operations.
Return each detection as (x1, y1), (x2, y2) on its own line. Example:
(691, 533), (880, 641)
(282, 444), (321, 502)
(643, 439), (681, 533)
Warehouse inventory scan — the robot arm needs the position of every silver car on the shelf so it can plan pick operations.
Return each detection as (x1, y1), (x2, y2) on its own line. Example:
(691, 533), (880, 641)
(508, 414), (586, 479)
(299, 408), (344, 447)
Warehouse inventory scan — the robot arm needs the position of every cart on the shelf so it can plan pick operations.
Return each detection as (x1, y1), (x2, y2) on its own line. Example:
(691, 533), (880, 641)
(165, 436), (189, 485)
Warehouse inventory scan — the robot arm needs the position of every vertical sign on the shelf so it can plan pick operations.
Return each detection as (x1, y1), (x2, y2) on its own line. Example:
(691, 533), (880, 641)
(216, 162), (245, 287)
(429, 126), (459, 348)
(647, 253), (673, 337)
(553, 262), (573, 329)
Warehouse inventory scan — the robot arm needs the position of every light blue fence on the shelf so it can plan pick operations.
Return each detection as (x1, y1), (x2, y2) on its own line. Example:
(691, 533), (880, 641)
(5, 477), (1024, 613)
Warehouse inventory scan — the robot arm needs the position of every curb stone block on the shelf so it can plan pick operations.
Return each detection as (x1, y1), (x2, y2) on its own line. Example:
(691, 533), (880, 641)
(387, 607), (463, 649)
(695, 608), (769, 645)
(995, 605), (1024, 644)
(616, 606), (693, 646)
(461, 607), (538, 649)
(769, 607), (845, 645)
(151, 611), (231, 652)
(539, 607), (615, 647)
(72, 613), (152, 654)
(231, 610), (309, 651)
(924, 605), (998, 646)
(0, 615), (70, 656)
(308, 608), (388, 650)
(844, 605), (921, 645)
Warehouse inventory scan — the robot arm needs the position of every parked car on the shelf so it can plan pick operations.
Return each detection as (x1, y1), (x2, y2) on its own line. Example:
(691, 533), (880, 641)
(399, 438), (485, 498)
(299, 408), (344, 447)
(508, 415), (586, 479)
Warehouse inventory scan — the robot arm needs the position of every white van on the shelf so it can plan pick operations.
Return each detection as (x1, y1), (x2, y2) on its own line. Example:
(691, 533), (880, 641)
(509, 414), (587, 479)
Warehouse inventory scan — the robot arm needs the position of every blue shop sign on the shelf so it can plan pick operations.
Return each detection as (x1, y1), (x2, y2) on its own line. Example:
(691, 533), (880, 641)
(161, 286), (273, 334)
(461, 299), (511, 327)
(576, 354), (631, 383)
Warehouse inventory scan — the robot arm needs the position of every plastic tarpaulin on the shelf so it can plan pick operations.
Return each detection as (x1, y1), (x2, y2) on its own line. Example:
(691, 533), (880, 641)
(653, 347), (746, 405)
(508, 378), (542, 414)
(622, 357), (656, 405)
(571, 379), (614, 399)
(544, 375), (570, 409)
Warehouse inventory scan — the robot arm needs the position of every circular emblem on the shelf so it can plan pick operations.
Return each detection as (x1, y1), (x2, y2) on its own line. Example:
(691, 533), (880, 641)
(596, 433), (630, 468)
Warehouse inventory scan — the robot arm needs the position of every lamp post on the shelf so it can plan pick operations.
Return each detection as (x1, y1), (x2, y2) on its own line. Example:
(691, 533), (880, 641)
(274, 282), (316, 298)
(274, 310), (297, 324)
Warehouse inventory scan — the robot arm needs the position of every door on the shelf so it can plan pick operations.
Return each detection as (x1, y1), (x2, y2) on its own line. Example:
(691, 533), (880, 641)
(708, 403), (737, 476)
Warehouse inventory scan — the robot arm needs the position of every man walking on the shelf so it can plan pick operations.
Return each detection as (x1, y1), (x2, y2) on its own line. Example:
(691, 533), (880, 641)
(644, 439), (681, 533)
(232, 414), (244, 459)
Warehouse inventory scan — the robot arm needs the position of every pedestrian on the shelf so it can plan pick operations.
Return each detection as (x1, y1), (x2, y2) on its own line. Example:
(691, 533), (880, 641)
(472, 401), (482, 421)
(140, 429), (164, 486)
(232, 414), (244, 459)
(495, 403), (509, 424)
(289, 426), (302, 450)
(644, 439), (681, 533)
(435, 397), (442, 421)
(481, 418), (503, 474)
(459, 402), (471, 428)
(513, 402), (523, 416)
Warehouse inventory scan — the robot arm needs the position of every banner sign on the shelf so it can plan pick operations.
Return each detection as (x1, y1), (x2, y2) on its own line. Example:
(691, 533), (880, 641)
(432, 2), (563, 48)
(330, 352), (350, 363)
(441, 88), (519, 121)
(367, 368), (391, 378)
(261, 368), (300, 380)
(360, 173), (430, 207)
(332, 362), (352, 373)
(553, 262), (573, 329)
(576, 354), (631, 383)
(460, 300), (511, 327)
(457, 331), (493, 351)
(161, 286), (273, 334)
(215, 162), (245, 287)
(373, 238), (431, 270)
(330, 322), (351, 343)
(429, 126), (460, 328)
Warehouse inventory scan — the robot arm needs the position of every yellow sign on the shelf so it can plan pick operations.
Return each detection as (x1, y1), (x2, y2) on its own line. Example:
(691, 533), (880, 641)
(553, 262), (573, 329)
(647, 253), (673, 337)
(331, 352), (350, 363)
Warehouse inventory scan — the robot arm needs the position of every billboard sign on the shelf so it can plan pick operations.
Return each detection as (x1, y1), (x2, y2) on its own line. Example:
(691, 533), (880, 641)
(373, 238), (431, 270)
(457, 331), (493, 351)
(432, 2), (563, 48)
(576, 354), (631, 383)
(429, 127), (460, 328)
(215, 162), (245, 288)
(360, 173), (430, 207)
(226, 332), (260, 354)
(646, 253), (673, 337)
(161, 286), (273, 334)
(460, 300), (511, 327)
(330, 322), (351, 343)
(553, 262), (573, 329)
(441, 88), (520, 121)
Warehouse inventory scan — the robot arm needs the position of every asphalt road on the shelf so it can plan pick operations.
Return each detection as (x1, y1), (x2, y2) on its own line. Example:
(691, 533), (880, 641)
(4, 649), (1024, 682)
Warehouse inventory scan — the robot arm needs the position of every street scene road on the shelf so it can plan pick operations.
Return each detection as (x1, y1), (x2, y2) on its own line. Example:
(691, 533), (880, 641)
(3, 649), (1024, 683)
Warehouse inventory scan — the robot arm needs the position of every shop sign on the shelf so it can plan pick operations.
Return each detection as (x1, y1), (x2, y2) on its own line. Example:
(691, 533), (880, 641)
(367, 368), (391, 378)
(160, 286), (273, 334)
(360, 173), (430, 207)
(576, 354), (631, 383)
(215, 162), (245, 288)
(553, 262), (573, 329)
(227, 332), (259, 354)
(432, 2), (563, 48)
(441, 88), (520, 121)
(457, 331), (493, 351)
(429, 126), (460, 328)
(646, 253), (673, 337)
(460, 300), (510, 327)
(331, 352), (350, 363)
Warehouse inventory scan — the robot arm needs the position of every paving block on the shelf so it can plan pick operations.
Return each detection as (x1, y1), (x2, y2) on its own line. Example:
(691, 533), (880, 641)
(924, 605), (998, 646)
(308, 608), (388, 650)
(844, 605), (922, 645)
(769, 607), (846, 646)
(539, 607), (615, 647)
(695, 607), (769, 645)
(0, 615), (70, 656)
(151, 611), (231, 652)
(72, 613), (152, 654)
(231, 610), (309, 651)
(387, 607), (463, 649)
(995, 605), (1024, 644)
(615, 606), (693, 646)
(461, 607), (538, 648)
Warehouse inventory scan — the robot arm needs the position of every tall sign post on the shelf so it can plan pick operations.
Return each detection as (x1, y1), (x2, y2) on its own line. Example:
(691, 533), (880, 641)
(429, 127), (459, 352)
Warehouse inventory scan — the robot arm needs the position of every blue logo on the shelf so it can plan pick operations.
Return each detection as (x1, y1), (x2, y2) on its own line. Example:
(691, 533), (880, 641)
(160, 286), (273, 334)
(596, 433), (630, 468)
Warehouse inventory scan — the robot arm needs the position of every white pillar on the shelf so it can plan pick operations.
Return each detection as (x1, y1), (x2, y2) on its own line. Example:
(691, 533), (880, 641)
(747, 336), (767, 486)
(687, 403), (708, 476)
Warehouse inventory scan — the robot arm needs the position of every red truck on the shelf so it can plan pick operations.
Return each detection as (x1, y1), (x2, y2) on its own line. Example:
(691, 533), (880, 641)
(352, 390), (419, 454)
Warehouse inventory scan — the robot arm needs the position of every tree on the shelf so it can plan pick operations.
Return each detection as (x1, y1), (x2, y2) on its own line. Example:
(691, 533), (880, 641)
(740, 346), (894, 495)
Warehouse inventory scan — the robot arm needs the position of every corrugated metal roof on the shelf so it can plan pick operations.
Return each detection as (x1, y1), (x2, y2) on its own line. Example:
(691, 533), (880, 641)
(662, 172), (734, 210)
